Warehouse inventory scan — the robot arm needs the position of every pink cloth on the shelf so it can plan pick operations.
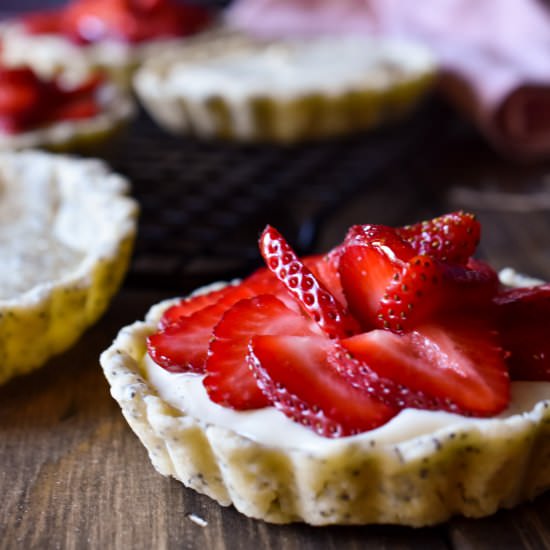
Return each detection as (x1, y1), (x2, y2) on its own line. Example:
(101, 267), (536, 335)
(227, 0), (550, 160)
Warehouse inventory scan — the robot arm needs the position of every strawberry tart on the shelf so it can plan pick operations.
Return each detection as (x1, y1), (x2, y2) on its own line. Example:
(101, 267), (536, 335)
(0, 0), (212, 85)
(0, 150), (138, 385)
(100, 212), (550, 525)
(133, 29), (435, 142)
(0, 65), (134, 151)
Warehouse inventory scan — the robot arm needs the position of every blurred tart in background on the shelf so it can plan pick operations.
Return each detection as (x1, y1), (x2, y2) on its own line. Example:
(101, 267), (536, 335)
(0, 150), (138, 385)
(0, 0), (213, 85)
(133, 29), (436, 143)
(0, 65), (134, 151)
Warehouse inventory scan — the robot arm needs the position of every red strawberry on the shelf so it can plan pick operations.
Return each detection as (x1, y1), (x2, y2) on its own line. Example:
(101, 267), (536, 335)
(304, 247), (347, 307)
(342, 317), (509, 416)
(340, 225), (497, 332)
(159, 285), (237, 329)
(0, 69), (41, 116)
(495, 284), (550, 381)
(396, 211), (481, 265)
(204, 295), (320, 409)
(22, 11), (65, 35)
(241, 266), (300, 312)
(377, 254), (444, 333)
(327, 343), (467, 413)
(338, 225), (415, 330)
(147, 285), (255, 373)
(259, 225), (359, 338)
(248, 334), (397, 437)
(51, 97), (99, 121)
(149, 266), (299, 371)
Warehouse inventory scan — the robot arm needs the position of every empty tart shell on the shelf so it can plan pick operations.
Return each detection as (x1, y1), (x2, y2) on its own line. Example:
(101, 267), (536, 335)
(0, 150), (138, 384)
(133, 29), (436, 143)
(100, 276), (550, 526)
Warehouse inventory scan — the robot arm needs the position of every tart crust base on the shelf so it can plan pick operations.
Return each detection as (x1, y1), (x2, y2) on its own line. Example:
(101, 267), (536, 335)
(100, 291), (550, 526)
(0, 151), (138, 384)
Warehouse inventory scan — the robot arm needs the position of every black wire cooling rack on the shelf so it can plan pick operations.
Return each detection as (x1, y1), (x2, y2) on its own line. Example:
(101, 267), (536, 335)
(110, 100), (457, 293)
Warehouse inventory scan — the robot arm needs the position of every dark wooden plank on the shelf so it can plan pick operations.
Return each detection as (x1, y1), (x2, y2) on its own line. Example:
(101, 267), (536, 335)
(448, 495), (550, 550)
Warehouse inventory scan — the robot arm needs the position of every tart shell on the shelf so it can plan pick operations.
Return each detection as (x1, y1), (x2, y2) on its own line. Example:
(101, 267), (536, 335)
(0, 151), (138, 384)
(100, 285), (550, 526)
(133, 30), (435, 143)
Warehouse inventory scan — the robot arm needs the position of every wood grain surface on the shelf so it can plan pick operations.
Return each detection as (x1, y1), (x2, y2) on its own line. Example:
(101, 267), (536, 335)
(2, 151), (550, 549)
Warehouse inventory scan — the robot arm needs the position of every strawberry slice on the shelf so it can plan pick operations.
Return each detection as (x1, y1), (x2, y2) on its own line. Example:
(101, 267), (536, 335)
(342, 317), (510, 416)
(248, 334), (397, 437)
(204, 295), (320, 409)
(159, 285), (237, 329)
(377, 254), (444, 333)
(22, 11), (65, 35)
(149, 266), (298, 371)
(338, 225), (415, 330)
(147, 285), (255, 373)
(304, 247), (347, 307)
(340, 225), (497, 332)
(259, 225), (359, 338)
(326, 341), (463, 413)
(51, 97), (99, 121)
(396, 211), (481, 265)
(495, 284), (550, 381)
(0, 69), (41, 116)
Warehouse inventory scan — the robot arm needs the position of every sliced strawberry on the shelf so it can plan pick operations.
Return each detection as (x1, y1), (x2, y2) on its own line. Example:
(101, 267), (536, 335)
(342, 317), (509, 416)
(159, 285), (237, 329)
(340, 223), (498, 332)
(327, 343), (466, 413)
(396, 211), (481, 265)
(204, 295), (320, 409)
(338, 225), (414, 330)
(241, 266), (299, 312)
(377, 254), (444, 333)
(304, 247), (346, 307)
(248, 334), (397, 437)
(22, 11), (65, 35)
(0, 71), (41, 116)
(149, 264), (301, 371)
(51, 97), (99, 121)
(259, 225), (359, 338)
(495, 284), (550, 381)
(147, 285), (256, 373)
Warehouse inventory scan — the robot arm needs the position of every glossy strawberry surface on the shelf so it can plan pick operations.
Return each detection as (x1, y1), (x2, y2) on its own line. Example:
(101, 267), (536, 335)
(204, 295), (319, 410)
(396, 211), (481, 265)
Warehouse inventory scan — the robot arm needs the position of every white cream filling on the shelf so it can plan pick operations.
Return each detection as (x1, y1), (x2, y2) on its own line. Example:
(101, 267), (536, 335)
(165, 36), (433, 100)
(143, 270), (550, 452)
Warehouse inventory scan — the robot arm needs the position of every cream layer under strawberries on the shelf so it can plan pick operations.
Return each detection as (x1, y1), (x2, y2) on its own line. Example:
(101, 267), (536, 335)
(143, 270), (550, 452)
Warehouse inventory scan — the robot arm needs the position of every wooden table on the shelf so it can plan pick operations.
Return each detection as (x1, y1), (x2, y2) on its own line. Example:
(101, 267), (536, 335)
(2, 111), (550, 549)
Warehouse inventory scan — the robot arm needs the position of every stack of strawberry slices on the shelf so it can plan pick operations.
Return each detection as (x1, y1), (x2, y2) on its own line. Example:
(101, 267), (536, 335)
(0, 64), (134, 150)
(0, 66), (103, 135)
(147, 212), (550, 438)
(19, 0), (212, 46)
